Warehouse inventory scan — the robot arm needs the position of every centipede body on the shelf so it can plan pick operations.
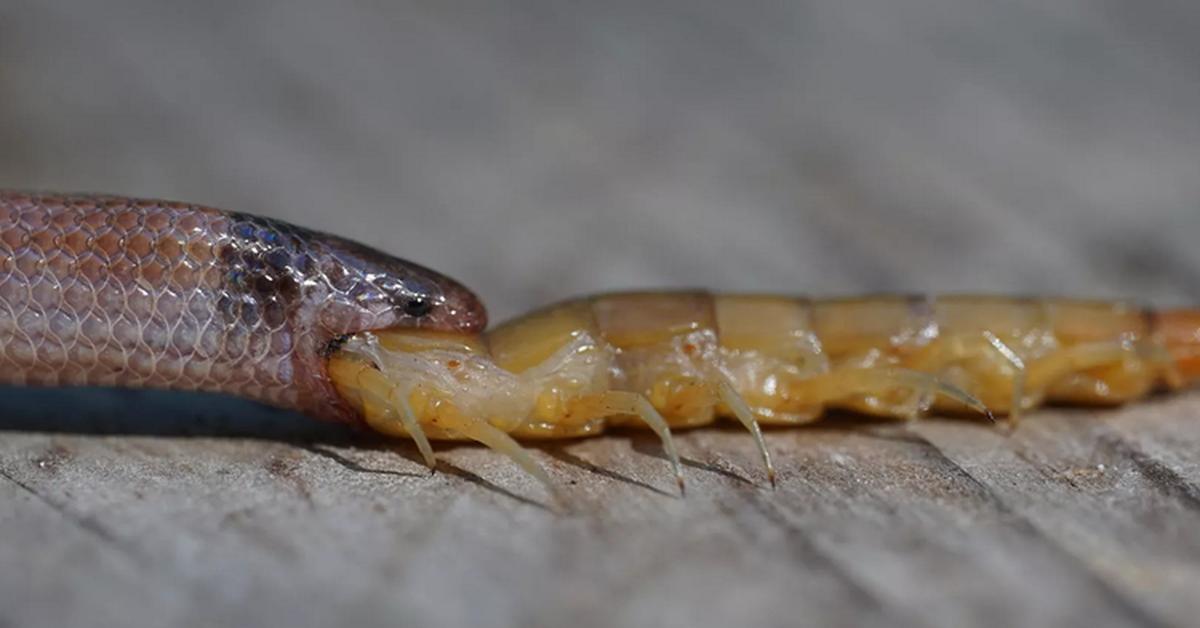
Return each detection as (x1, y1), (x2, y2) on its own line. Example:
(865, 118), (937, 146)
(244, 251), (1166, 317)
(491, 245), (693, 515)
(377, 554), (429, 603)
(329, 291), (1200, 489)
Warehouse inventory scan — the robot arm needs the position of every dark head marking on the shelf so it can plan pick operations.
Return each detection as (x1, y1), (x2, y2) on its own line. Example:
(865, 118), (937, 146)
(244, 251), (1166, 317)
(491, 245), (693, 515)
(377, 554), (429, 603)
(224, 213), (306, 305)
(224, 211), (488, 335)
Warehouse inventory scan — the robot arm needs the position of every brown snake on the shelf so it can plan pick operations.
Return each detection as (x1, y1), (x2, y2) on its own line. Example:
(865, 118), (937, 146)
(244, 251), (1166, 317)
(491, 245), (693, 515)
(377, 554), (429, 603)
(0, 192), (486, 424)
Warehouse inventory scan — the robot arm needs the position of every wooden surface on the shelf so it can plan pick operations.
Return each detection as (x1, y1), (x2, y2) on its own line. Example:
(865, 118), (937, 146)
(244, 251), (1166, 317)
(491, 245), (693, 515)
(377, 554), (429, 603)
(4, 391), (1200, 628)
(3, 1), (1200, 627)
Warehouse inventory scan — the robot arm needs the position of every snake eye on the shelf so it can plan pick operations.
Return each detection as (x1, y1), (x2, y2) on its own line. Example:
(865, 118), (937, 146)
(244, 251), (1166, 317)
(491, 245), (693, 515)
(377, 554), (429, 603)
(402, 297), (433, 318)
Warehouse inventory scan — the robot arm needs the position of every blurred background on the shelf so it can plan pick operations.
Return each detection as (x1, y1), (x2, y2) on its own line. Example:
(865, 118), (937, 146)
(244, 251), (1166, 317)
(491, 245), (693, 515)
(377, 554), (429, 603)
(2, 0), (1198, 323)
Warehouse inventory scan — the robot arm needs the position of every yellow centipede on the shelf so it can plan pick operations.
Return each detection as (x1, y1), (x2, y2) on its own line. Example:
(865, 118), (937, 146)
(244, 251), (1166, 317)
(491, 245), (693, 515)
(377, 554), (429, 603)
(329, 292), (1200, 491)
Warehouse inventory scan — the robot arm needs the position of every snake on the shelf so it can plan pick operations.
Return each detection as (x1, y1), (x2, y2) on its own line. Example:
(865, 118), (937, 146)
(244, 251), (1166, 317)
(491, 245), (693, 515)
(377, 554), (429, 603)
(0, 191), (486, 424)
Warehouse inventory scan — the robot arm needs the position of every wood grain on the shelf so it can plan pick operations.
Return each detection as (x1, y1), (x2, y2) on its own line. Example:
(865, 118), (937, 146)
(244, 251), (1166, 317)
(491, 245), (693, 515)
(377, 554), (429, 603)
(3, 391), (1199, 627)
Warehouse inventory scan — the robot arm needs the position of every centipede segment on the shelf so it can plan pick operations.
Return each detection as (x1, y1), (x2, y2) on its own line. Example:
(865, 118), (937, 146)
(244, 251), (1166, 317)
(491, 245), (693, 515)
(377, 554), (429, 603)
(328, 292), (1200, 491)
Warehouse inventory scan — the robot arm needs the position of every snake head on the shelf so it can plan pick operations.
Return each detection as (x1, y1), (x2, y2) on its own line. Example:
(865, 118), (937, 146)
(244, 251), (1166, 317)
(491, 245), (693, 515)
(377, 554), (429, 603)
(223, 211), (488, 338)
(316, 235), (488, 336)
(219, 211), (488, 423)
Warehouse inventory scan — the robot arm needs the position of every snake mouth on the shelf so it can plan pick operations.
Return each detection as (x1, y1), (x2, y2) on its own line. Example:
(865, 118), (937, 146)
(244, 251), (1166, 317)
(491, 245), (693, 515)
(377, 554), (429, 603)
(322, 334), (355, 358)
(324, 328), (508, 438)
(324, 328), (492, 401)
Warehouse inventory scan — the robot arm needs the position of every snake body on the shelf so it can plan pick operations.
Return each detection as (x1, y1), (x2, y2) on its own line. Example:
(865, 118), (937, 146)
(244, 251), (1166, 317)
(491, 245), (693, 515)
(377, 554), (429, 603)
(0, 192), (486, 423)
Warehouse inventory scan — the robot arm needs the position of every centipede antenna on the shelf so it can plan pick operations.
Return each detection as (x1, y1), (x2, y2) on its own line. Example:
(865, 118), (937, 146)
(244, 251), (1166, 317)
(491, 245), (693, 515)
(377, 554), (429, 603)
(451, 414), (555, 494)
(392, 388), (437, 472)
(716, 379), (776, 488)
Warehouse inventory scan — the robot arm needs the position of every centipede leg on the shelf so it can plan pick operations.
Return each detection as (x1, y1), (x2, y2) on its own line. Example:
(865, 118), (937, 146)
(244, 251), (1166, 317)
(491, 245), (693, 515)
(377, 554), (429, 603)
(980, 331), (1028, 425)
(929, 334), (1150, 424)
(389, 388), (438, 471)
(1024, 340), (1149, 404)
(336, 359), (440, 470)
(906, 333), (1027, 421)
(787, 367), (993, 422)
(438, 406), (555, 493)
(1144, 342), (1186, 390)
(361, 389), (439, 470)
(577, 392), (686, 495)
(715, 379), (776, 487)
(882, 368), (992, 420)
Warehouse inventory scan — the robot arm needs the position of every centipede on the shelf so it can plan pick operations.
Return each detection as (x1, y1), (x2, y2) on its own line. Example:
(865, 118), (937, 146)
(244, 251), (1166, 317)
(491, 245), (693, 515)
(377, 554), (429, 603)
(4, 192), (1199, 493)
(331, 292), (1200, 493)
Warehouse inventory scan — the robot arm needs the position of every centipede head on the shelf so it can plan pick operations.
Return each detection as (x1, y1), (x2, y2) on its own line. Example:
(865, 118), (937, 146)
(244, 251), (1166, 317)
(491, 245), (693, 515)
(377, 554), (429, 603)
(328, 329), (514, 438)
(328, 310), (616, 441)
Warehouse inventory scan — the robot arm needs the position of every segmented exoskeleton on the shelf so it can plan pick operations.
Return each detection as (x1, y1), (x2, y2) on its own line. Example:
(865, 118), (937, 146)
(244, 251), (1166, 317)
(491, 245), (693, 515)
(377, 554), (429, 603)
(329, 292), (1200, 490)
